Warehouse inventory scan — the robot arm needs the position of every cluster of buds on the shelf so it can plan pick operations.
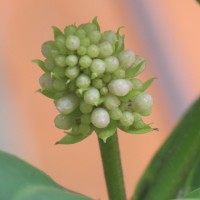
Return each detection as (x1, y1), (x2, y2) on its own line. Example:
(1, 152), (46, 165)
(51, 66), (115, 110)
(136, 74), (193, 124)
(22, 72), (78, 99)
(34, 17), (156, 144)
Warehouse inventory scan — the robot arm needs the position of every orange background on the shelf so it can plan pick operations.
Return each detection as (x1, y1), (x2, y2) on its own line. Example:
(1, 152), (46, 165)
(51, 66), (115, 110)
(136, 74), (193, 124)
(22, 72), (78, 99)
(0, 1), (200, 199)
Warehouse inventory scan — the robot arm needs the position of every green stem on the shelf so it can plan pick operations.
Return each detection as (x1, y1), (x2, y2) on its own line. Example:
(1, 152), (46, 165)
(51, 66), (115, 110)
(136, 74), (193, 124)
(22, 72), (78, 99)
(98, 132), (126, 200)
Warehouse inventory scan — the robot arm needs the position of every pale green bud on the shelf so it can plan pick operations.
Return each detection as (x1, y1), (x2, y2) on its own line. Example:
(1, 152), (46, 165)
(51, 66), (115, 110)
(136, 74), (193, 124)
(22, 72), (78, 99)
(104, 95), (120, 110)
(101, 30), (117, 44)
(131, 79), (143, 90)
(75, 28), (86, 39)
(91, 108), (110, 128)
(65, 55), (78, 67)
(77, 46), (87, 56)
(113, 69), (126, 79)
(64, 25), (77, 36)
(87, 44), (100, 58)
(99, 41), (114, 58)
(79, 55), (92, 68)
(118, 50), (136, 69)
(100, 87), (108, 96)
(65, 35), (80, 50)
(79, 101), (93, 114)
(120, 112), (134, 127)
(53, 79), (67, 91)
(41, 41), (59, 59)
(76, 74), (91, 88)
(55, 55), (66, 67)
(109, 108), (122, 120)
(39, 73), (53, 89)
(80, 37), (90, 47)
(44, 59), (55, 71)
(55, 94), (79, 115)
(54, 114), (74, 130)
(108, 79), (133, 96)
(84, 87), (100, 105)
(131, 92), (153, 114)
(90, 59), (106, 75)
(92, 79), (103, 89)
(88, 30), (101, 44)
(65, 66), (79, 79)
(105, 56), (119, 73)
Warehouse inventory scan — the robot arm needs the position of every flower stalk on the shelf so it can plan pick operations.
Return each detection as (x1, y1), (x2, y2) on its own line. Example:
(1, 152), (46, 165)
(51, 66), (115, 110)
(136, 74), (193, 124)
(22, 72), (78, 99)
(98, 132), (126, 200)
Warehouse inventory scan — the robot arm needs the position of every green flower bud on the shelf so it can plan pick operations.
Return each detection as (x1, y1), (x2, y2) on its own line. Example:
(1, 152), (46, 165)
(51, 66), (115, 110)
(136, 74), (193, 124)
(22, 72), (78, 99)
(53, 79), (67, 91)
(120, 111), (134, 127)
(104, 95), (120, 110)
(108, 79), (133, 96)
(131, 92), (153, 114)
(81, 114), (91, 124)
(79, 55), (92, 68)
(118, 50), (136, 69)
(133, 119), (145, 129)
(131, 79), (143, 90)
(79, 124), (92, 135)
(75, 28), (86, 39)
(65, 35), (80, 50)
(101, 30), (117, 44)
(42, 41), (59, 59)
(55, 55), (66, 67)
(100, 87), (108, 96)
(80, 37), (90, 47)
(99, 41), (114, 58)
(109, 108), (122, 120)
(76, 74), (91, 88)
(64, 25), (77, 36)
(105, 56), (119, 73)
(77, 46), (87, 56)
(87, 44), (100, 58)
(80, 23), (97, 33)
(102, 74), (112, 83)
(65, 55), (78, 67)
(91, 108), (110, 128)
(88, 30), (101, 44)
(92, 78), (104, 89)
(55, 94), (79, 115)
(90, 59), (106, 75)
(44, 59), (55, 71)
(65, 66), (79, 79)
(55, 35), (67, 54)
(84, 87), (100, 105)
(113, 69), (126, 79)
(53, 67), (66, 78)
(54, 114), (74, 130)
(79, 101), (93, 114)
(39, 73), (53, 89)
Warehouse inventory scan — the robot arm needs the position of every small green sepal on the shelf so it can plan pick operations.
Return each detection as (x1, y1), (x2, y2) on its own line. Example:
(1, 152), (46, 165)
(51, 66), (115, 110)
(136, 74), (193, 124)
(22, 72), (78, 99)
(51, 26), (64, 39)
(92, 16), (100, 31)
(32, 59), (49, 73)
(140, 77), (157, 92)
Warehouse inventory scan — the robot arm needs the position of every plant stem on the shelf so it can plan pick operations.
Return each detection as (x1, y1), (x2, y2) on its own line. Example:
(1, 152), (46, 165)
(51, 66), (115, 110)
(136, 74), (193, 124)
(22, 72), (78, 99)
(98, 132), (126, 200)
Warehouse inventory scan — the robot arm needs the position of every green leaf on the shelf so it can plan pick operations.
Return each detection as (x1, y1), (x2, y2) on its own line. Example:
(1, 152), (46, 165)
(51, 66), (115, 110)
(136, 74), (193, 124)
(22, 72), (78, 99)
(96, 122), (117, 142)
(92, 16), (100, 31)
(122, 124), (158, 134)
(51, 26), (63, 39)
(32, 59), (49, 73)
(140, 77), (157, 92)
(37, 88), (55, 99)
(114, 27), (125, 54)
(56, 131), (93, 144)
(13, 185), (92, 200)
(125, 60), (145, 79)
(132, 97), (200, 200)
(0, 151), (92, 200)
(120, 90), (140, 102)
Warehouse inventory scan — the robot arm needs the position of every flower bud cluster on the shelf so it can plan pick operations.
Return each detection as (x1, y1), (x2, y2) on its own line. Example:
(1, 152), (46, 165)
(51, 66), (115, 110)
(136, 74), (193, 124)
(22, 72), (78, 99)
(35, 17), (154, 143)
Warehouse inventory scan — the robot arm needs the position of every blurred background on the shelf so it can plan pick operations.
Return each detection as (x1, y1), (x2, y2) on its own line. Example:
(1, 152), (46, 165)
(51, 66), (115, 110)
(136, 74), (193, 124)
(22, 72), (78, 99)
(0, 0), (200, 199)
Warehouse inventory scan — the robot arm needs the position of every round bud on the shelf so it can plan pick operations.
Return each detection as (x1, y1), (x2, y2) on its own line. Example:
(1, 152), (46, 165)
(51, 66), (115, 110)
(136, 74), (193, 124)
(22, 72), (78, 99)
(41, 41), (59, 59)
(92, 79), (103, 89)
(81, 23), (97, 33)
(53, 67), (66, 78)
(88, 30), (101, 44)
(77, 46), (87, 56)
(81, 114), (91, 124)
(113, 69), (126, 79)
(131, 79), (143, 90)
(55, 94), (79, 115)
(64, 25), (77, 36)
(101, 30), (117, 44)
(65, 66), (80, 79)
(100, 87), (108, 96)
(110, 108), (122, 120)
(53, 79), (67, 91)
(90, 59), (106, 75)
(120, 112), (134, 127)
(76, 74), (91, 88)
(104, 95), (120, 110)
(87, 45), (100, 58)
(44, 59), (55, 71)
(108, 79), (133, 96)
(105, 56), (119, 73)
(133, 119), (145, 129)
(84, 88), (100, 105)
(99, 41), (114, 58)
(102, 74), (112, 83)
(55, 55), (66, 67)
(80, 101), (93, 114)
(131, 92), (153, 114)
(55, 35), (67, 54)
(91, 108), (110, 128)
(75, 28), (86, 39)
(39, 73), (53, 89)
(54, 114), (74, 130)
(65, 55), (78, 67)
(79, 55), (92, 68)
(65, 35), (80, 50)
(118, 50), (136, 69)
(80, 37), (90, 47)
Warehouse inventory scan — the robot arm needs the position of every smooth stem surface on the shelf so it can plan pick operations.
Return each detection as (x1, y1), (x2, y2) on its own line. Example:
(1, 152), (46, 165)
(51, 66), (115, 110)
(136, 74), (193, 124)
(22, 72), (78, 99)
(98, 133), (126, 200)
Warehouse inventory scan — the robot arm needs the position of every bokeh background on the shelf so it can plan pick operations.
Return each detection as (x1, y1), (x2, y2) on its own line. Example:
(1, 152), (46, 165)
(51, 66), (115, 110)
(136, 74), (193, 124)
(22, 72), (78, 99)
(0, 0), (200, 199)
